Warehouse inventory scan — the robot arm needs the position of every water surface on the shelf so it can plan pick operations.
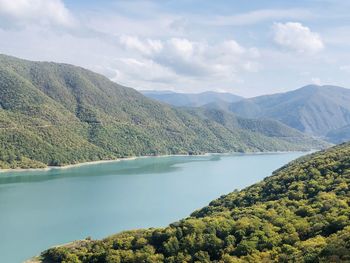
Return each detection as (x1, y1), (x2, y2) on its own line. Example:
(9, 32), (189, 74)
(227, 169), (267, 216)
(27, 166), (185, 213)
(0, 152), (306, 262)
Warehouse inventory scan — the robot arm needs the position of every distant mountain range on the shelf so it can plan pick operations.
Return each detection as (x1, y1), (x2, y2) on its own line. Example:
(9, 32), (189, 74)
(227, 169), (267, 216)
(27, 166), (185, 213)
(143, 85), (350, 143)
(0, 54), (325, 169)
(141, 90), (243, 107)
(202, 85), (350, 142)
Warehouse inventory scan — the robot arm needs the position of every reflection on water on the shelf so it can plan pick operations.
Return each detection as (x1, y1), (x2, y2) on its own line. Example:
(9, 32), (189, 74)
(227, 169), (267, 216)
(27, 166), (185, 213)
(0, 155), (217, 185)
(0, 152), (306, 263)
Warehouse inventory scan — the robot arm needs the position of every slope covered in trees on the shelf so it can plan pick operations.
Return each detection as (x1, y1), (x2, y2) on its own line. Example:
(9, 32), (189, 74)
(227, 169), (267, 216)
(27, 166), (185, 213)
(215, 85), (350, 137)
(38, 142), (350, 263)
(0, 54), (326, 169)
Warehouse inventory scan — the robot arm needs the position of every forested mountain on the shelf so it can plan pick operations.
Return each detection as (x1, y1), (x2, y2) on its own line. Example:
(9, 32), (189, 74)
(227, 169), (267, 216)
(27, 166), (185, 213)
(326, 124), (350, 144)
(141, 90), (242, 107)
(36, 142), (350, 263)
(0, 54), (326, 169)
(217, 85), (350, 137)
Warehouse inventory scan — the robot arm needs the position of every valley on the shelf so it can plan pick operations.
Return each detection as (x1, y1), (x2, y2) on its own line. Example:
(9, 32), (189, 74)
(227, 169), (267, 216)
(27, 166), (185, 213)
(0, 54), (326, 170)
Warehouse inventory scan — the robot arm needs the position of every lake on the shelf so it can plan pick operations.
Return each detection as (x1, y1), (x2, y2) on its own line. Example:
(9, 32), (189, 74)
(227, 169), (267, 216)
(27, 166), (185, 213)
(0, 152), (307, 262)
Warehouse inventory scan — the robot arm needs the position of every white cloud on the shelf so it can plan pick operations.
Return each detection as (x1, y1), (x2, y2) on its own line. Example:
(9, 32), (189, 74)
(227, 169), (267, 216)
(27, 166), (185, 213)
(311, 77), (322, 85)
(205, 9), (313, 26)
(167, 38), (195, 59)
(243, 61), (261, 72)
(117, 36), (260, 80)
(0, 0), (76, 28)
(84, 12), (184, 38)
(340, 65), (350, 72)
(219, 40), (246, 55)
(114, 58), (177, 85)
(273, 22), (324, 54)
(119, 35), (163, 56)
(0, 1), (348, 96)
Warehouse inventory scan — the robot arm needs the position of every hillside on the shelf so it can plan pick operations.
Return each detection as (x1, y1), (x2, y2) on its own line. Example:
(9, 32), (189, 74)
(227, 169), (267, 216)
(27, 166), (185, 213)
(36, 142), (350, 262)
(222, 85), (350, 137)
(0, 54), (326, 169)
(141, 90), (242, 107)
(185, 107), (320, 148)
(326, 124), (350, 144)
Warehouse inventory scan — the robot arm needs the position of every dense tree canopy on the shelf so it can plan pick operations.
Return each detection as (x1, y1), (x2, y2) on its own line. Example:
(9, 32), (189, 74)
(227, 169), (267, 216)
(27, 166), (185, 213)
(38, 142), (350, 263)
(0, 54), (327, 169)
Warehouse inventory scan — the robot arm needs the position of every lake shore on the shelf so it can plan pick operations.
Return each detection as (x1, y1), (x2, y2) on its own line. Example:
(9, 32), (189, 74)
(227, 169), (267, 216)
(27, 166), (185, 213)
(0, 157), (138, 173)
(0, 150), (314, 173)
(0, 154), (193, 173)
(2, 151), (309, 262)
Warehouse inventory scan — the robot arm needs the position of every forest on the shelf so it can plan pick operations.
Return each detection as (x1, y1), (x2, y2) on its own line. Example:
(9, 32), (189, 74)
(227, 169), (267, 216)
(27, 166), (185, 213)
(38, 142), (350, 262)
(0, 54), (327, 169)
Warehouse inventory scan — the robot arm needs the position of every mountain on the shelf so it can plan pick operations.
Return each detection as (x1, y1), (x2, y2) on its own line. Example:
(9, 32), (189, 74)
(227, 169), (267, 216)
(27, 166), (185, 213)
(326, 124), (350, 144)
(218, 85), (350, 137)
(0, 54), (326, 169)
(141, 90), (243, 107)
(36, 142), (350, 262)
(185, 107), (322, 148)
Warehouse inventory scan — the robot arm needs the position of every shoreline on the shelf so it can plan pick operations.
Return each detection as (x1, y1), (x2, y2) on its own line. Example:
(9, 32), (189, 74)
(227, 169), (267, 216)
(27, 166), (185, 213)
(0, 150), (315, 174)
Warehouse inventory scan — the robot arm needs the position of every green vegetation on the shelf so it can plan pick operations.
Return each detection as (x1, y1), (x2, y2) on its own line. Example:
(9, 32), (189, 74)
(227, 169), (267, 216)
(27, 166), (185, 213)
(218, 84), (350, 137)
(38, 142), (350, 263)
(0, 54), (327, 169)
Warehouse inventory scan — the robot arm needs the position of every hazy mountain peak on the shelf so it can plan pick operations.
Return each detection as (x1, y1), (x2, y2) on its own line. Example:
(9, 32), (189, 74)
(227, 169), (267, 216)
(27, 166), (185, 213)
(298, 84), (350, 94)
(214, 84), (350, 137)
(141, 90), (243, 107)
(0, 54), (326, 168)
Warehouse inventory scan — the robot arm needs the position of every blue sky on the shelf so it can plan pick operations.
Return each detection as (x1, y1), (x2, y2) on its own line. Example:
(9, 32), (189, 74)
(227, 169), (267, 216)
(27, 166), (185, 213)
(0, 0), (349, 97)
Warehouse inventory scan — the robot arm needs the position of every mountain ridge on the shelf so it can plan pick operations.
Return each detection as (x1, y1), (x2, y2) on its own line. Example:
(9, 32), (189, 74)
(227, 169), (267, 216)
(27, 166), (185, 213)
(0, 54), (326, 169)
(209, 84), (350, 137)
(141, 90), (243, 107)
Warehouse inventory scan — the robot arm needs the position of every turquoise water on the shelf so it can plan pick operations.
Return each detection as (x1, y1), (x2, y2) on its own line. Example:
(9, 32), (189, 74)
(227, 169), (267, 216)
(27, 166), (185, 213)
(0, 152), (307, 262)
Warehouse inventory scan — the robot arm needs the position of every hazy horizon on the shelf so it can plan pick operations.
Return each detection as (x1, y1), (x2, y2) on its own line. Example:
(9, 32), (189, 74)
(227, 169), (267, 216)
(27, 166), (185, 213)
(140, 83), (350, 98)
(0, 0), (349, 97)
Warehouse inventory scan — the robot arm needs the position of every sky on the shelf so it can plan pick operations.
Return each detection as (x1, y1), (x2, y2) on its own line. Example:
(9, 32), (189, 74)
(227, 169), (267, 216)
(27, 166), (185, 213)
(0, 0), (349, 97)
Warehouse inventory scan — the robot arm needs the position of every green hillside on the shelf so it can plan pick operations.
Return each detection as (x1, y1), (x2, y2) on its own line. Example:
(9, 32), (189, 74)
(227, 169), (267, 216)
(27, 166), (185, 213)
(37, 142), (350, 263)
(0, 54), (326, 169)
(220, 85), (350, 137)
